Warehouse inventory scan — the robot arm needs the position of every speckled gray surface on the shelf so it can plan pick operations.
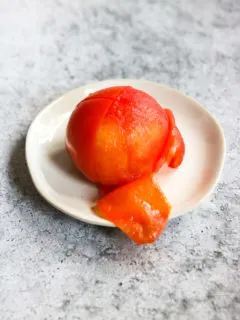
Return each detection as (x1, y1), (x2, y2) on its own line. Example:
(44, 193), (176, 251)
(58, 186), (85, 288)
(0, 0), (239, 319)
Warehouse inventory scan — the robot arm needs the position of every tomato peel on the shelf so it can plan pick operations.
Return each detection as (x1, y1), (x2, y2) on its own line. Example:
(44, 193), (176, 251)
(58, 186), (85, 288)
(169, 126), (185, 168)
(155, 109), (185, 171)
(96, 175), (171, 244)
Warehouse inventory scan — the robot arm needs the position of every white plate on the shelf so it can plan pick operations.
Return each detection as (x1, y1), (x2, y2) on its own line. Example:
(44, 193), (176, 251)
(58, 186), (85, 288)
(26, 79), (225, 227)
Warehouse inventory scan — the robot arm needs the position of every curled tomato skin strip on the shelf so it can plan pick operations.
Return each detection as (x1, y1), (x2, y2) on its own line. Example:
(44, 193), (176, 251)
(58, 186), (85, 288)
(155, 109), (185, 171)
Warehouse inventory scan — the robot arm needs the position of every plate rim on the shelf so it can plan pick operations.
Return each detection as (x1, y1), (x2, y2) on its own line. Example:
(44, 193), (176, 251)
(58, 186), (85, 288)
(25, 79), (226, 226)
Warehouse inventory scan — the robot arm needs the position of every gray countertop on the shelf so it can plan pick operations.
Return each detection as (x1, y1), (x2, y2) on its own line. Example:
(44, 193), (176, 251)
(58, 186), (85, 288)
(0, 0), (239, 319)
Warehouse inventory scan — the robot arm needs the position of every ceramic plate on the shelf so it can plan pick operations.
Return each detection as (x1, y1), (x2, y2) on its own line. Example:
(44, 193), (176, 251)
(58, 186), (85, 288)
(26, 79), (225, 226)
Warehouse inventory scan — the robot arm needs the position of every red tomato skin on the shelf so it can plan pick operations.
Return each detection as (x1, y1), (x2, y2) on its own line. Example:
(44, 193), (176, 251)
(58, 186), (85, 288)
(97, 174), (171, 244)
(155, 109), (185, 171)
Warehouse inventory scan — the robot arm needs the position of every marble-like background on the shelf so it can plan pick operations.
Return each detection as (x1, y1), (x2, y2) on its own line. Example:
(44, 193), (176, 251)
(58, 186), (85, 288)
(0, 0), (239, 319)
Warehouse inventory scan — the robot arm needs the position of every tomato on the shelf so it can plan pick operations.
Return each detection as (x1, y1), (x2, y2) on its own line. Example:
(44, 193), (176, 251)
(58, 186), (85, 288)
(66, 86), (169, 185)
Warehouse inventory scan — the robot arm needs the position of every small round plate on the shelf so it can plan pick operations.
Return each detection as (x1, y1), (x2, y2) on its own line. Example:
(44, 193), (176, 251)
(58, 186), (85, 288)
(26, 79), (225, 227)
